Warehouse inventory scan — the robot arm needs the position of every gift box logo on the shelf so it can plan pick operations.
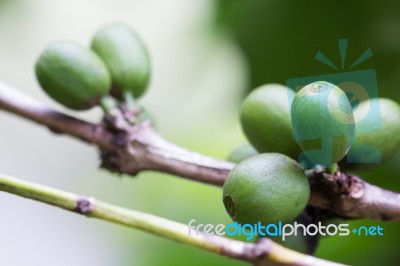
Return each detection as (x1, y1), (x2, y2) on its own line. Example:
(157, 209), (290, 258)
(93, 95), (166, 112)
(286, 39), (382, 165)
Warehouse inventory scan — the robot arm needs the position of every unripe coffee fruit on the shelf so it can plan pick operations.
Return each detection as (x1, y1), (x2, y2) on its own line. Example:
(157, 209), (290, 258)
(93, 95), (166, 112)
(227, 144), (258, 163)
(342, 98), (400, 169)
(240, 84), (301, 158)
(291, 81), (355, 166)
(91, 24), (151, 99)
(35, 41), (111, 110)
(223, 153), (310, 224)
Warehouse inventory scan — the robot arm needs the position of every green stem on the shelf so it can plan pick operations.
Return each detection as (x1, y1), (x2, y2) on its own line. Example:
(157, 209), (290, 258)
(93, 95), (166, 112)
(99, 97), (112, 114)
(0, 174), (343, 266)
(326, 163), (339, 174)
(123, 91), (136, 110)
(0, 174), (203, 248)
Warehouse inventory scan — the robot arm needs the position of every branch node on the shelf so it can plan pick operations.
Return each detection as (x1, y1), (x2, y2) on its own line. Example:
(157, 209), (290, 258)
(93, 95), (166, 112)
(347, 176), (364, 198)
(252, 237), (272, 260)
(75, 196), (94, 214)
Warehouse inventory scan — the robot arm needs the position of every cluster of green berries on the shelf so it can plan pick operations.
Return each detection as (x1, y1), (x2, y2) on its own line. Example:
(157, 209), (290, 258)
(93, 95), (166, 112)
(223, 82), (400, 240)
(34, 26), (400, 249)
(35, 24), (150, 111)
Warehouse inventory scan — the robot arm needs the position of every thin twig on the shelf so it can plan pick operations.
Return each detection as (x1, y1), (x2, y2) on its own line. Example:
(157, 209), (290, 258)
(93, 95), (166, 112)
(0, 80), (115, 150)
(1, 80), (399, 221)
(0, 174), (344, 266)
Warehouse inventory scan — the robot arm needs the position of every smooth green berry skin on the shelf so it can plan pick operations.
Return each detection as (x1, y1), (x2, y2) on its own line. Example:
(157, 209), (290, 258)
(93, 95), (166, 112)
(91, 24), (151, 99)
(291, 81), (355, 166)
(35, 41), (111, 110)
(342, 98), (400, 170)
(223, 153), (310, 225)
(240, 84), (301, 158)
(227, 144), (258, 163)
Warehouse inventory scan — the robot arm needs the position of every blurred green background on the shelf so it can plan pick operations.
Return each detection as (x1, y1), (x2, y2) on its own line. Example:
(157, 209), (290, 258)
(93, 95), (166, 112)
(0, 1), (399, 265)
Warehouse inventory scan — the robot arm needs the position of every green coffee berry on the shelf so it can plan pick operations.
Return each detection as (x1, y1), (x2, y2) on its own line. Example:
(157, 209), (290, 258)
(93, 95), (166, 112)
(91, 24), (151, 100)
(240, 84), (301, 158)
(223, 153), (310, 225)
(291, 81), (355, 166)
(227, 144), (258, 163)
(35, 41), (111, 110)
(342, 98), (400, 170)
